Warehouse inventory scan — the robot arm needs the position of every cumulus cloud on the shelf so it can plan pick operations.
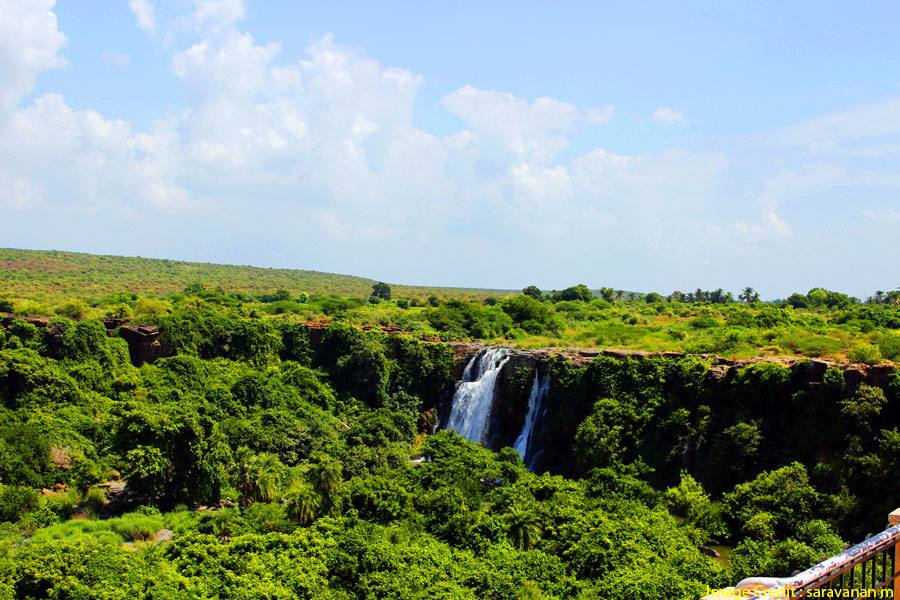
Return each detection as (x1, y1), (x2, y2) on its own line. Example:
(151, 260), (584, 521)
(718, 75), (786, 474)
(192, 0), (246, 28)
(0, 93), (191, 213)
(128, 0), (156, 33)
(652, 106), (685, 124)
(781, 97), (900, 149)
(0, 0), (788, 285)
(4, 0), (899, 294)
(0, 0), (67, 109)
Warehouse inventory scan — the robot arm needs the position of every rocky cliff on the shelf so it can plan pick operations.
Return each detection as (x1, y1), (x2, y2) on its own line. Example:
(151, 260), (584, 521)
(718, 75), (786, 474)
(446, 342), (899, 473)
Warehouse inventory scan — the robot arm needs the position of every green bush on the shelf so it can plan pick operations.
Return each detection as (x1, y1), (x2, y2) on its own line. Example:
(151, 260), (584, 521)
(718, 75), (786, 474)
(878, 333), (900, 360)
(849, 344), (882, 365)
(0, 485), (41, 523)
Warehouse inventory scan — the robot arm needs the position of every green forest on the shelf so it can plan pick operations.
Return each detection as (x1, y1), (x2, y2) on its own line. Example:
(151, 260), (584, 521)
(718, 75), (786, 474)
(0, 250), (899, 598)
(2, 248), (900, 363)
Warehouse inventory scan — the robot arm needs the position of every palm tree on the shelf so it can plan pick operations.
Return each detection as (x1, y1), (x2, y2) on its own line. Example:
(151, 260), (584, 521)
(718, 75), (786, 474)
(505, 505), (542, 550)
(235, 447), (256, 508)
(236, 449), (283, 507)
(739, 287), (760, 303)
(212, 509), (238, 541)
(284, 482), (320, 525)
(309, 456), (342, 501)
(252, 453), (282, 503)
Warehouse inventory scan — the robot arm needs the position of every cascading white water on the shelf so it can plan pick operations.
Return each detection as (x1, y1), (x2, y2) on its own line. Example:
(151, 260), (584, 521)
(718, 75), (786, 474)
(513, 370), (550, 465)
(446, 348), (510, 443)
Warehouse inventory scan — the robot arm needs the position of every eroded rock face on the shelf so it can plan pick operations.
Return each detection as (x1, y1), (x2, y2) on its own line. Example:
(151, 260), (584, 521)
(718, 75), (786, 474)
(444, 342), (899, 472)
(487, 350), (542, 451)
(44, 323), (65, 357)
(449, 343), (483, 379)
(447, 342), (896, 383)
(119, 325), (161, 366)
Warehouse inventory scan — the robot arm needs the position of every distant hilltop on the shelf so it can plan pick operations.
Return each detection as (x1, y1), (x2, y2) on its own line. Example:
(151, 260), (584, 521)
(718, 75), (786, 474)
(0, 247), (515, 302)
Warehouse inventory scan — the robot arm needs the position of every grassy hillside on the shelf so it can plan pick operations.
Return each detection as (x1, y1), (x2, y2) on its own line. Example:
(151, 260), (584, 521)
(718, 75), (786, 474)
(2, 247), (898, 363)
(0, 248), (512, 302)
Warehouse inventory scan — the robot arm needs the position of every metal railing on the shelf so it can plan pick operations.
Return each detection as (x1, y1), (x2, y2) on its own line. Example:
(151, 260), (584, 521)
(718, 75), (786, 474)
(703, 509), (900, 599)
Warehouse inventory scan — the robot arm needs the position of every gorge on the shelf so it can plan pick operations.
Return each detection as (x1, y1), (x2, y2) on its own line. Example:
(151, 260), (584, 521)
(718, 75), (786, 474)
(444, 346), (552, 471)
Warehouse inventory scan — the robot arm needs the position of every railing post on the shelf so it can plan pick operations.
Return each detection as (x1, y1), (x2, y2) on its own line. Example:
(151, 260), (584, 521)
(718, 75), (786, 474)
(890, 508), (900, 599)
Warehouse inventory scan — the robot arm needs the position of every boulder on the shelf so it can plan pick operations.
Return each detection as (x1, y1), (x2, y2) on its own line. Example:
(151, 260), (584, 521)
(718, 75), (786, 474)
(119, 325), (161, 366)
(153, 529), (174, 542)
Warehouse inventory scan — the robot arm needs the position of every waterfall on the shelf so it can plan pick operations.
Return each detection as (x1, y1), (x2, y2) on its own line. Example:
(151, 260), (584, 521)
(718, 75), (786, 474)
(513, 370), (550, 468)
(446, 348), (510, 444)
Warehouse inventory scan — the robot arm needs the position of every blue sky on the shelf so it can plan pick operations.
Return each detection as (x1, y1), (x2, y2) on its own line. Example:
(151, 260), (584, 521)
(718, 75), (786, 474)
(2, 1), (899, 297)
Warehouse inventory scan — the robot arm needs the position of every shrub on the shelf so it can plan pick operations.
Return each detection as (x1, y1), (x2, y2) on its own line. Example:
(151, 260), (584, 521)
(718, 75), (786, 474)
(0, 294), (14, 313)
(849, 344), (882, 365)
(316, 322), (391, 406)
(82, 487), (107, 515)
(109, 512), (164, 541)
(0, 485), (41, 522)
(551, 285), (593, 302)
(55, 301), (89, 320)
(878, 333), (900, 361)
(500, 295), (559, 333)
(689, 315), (719, 329)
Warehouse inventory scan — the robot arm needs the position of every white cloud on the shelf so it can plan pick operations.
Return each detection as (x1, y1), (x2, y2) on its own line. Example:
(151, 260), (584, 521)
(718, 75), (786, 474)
(101, 50), (130, 67)
(722, 194), (792, 243)
(128, 0), (156, 33)
(0, 0), (67, 109)
(0, 0), (777, 283)
(6, 0), (900, 295)
(192, 0), (246, 28)
(781, 98), (900, 148)
(441, 86), (616, 165)
(0, 171), (42, 209)
(0, 93), (191, 212)
(652, 106), (685, 124)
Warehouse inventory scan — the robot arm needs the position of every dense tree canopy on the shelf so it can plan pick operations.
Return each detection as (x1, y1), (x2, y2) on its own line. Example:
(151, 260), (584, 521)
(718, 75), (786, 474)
(0, 281), (898, 598)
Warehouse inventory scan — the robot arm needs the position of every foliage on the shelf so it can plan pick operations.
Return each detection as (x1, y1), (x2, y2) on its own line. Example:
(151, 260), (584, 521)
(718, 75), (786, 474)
(2, 260), (900, 594)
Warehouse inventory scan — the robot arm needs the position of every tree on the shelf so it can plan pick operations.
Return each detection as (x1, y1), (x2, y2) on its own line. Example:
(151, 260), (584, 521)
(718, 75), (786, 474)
(308, 454), (342, 505)
(722, 462), (820, 539)
(599, 287), (615, 301)
(371, 282), (392, 301)
(739, 287), (760, 303)
(500, 295), (559, 333)
(231, 319), (282, 367)
(284, 482), (320, 525)
(316, 322), (391, 406)
(236, 449), (284, 507)
(839, 384), (887, 432)
(115, 401), (230, 505)
(522, 286), (543, 300)
(709, 288), (733, 304)
(552, 284), (593, 302)
(505, 504), (541, 550)
(785, 293), (808, 308)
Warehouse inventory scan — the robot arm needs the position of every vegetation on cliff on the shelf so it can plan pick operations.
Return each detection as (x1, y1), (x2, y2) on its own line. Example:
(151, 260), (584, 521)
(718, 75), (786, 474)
(3, 247), (898, 363)
(0, 302), (898, 598)
(1, 249), (900, 597)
